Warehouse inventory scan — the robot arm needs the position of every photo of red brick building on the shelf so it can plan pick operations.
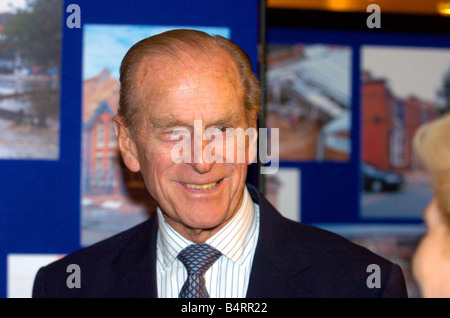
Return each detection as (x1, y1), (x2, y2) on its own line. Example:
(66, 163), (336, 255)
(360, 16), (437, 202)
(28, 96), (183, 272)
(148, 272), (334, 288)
(361, 71), (437, 173)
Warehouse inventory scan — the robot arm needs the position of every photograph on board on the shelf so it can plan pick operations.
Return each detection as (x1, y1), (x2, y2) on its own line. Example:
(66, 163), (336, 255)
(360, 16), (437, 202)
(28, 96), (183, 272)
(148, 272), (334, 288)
(7, 253), (63, 298)
(0, 0), (61, 159)
(266, 44), (352, 162)
(360, 45), (450, 220)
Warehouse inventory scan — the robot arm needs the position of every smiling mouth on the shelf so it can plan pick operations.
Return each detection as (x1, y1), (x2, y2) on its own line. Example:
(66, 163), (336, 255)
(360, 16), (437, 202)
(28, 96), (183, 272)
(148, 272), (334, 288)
(179, 179), (223, 190)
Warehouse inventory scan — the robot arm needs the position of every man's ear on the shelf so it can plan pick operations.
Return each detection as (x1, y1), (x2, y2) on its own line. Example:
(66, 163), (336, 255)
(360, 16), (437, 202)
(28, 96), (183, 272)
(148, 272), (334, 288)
(113, 115), (141, 172)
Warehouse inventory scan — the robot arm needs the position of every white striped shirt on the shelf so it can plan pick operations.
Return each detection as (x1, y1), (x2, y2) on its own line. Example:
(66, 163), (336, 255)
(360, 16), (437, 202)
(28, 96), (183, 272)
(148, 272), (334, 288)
(156, 186), (260, 298)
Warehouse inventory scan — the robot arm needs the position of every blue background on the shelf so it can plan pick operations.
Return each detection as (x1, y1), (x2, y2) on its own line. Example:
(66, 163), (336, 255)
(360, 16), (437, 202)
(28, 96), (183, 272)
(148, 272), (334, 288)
(2, 1), (450, 298)
(0, 0), (260, 298)
(268, 26), (450, 225)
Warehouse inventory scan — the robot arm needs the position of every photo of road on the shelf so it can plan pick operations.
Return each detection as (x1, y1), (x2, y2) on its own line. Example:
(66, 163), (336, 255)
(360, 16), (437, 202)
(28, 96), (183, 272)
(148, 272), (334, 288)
(361, 170), (433, 219)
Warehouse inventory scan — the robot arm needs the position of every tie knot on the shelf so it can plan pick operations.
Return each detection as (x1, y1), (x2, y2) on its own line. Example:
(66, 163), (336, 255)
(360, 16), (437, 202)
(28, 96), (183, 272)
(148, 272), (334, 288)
(177, 244), (222, 276)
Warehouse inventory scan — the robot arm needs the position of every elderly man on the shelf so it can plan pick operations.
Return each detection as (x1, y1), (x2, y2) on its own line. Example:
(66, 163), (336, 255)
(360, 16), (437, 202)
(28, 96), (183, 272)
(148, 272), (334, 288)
(33, 29), (407, 298)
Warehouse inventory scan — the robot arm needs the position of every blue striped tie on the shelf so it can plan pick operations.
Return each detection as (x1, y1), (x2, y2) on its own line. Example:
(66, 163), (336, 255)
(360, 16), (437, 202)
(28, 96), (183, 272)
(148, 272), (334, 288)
(177, 244), (222, 298)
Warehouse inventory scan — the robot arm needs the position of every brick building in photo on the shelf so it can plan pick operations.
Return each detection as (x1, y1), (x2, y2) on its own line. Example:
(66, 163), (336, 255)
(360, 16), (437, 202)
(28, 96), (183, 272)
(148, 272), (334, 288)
(83, 98), (120, 195)
(361, 71), (437, 173)
(81, 69), (151, 205)
(82, 69), (122, 195)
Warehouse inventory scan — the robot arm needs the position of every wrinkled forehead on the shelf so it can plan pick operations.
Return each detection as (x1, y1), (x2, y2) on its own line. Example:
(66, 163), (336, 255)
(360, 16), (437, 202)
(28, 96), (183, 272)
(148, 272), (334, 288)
(134, 47), (243, 103)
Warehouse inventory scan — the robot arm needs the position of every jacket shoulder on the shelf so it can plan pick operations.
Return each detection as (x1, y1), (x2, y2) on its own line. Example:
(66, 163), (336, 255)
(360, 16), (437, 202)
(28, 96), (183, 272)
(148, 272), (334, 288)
(32, 216), (156, 297)
(247, 183), (408, 297)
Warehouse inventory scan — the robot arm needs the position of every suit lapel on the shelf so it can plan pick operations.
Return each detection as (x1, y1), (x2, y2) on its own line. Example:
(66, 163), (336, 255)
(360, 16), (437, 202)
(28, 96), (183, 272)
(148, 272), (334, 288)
(246, 184), (312, 298)
(108, 213), (159, 298)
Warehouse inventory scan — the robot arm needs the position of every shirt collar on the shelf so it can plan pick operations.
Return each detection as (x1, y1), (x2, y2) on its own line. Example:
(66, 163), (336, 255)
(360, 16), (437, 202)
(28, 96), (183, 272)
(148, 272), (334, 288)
(157, 186), (255, 269)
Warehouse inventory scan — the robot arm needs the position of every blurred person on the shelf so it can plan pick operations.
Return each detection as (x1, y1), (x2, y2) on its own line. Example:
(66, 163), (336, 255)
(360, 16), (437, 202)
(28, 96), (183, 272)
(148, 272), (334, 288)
(412, 113), (450, 297)
(32, 29), (407, 298)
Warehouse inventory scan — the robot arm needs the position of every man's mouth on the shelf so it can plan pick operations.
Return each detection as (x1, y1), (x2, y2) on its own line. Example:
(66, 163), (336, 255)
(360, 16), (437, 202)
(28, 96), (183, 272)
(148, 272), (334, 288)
(179, 179), (223, 190)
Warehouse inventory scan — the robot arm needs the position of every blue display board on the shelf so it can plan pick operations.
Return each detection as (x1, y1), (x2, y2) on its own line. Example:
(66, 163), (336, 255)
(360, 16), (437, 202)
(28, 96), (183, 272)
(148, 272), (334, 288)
(0, 0), (259, 298)
(266, 10), (450, 226)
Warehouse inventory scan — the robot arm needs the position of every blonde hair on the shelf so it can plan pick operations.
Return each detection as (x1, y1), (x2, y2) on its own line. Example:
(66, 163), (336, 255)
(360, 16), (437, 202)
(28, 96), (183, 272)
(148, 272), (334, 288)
(118, 29), (260, 139)
(413, 113), (450, 222)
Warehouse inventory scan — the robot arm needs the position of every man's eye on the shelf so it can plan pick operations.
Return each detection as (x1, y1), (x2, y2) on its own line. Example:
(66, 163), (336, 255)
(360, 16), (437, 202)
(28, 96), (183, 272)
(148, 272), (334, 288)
(169, 130), (183, 135)
(204, 126), (228, 140)
(163, 128), (190, 141)
(209, 126), (227, 133)
(168, 128), (190, 136)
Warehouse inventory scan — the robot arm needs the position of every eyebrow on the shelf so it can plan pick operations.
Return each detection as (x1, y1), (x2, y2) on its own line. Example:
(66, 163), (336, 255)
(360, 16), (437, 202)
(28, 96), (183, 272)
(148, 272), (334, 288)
(148, 115), (185, 130)
(148, 110), (245, 130)
(210, 111), (245, 128)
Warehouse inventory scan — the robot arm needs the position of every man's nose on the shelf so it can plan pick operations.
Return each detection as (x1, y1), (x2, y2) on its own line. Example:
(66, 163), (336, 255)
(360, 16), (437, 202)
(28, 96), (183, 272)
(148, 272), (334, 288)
(190, 132), (215, 174)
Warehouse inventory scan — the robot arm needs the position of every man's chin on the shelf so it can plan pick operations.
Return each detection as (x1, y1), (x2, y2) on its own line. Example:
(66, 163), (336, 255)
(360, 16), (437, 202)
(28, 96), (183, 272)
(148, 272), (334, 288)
(182, 210), (229, 229)
(168, 207), (231, 237)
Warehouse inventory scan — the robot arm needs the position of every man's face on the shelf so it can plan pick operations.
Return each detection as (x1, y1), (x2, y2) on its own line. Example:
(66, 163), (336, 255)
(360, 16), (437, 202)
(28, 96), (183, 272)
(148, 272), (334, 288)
(115, 51), (256, 242)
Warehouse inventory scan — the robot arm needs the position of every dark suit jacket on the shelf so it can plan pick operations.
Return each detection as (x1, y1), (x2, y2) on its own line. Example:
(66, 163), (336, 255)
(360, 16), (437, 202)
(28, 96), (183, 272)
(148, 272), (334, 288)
(33, 184), (408, 297)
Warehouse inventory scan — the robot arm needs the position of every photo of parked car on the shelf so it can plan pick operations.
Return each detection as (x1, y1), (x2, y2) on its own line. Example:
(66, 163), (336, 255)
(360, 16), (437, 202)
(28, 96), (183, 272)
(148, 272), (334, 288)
(362, 163), (404, 192)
